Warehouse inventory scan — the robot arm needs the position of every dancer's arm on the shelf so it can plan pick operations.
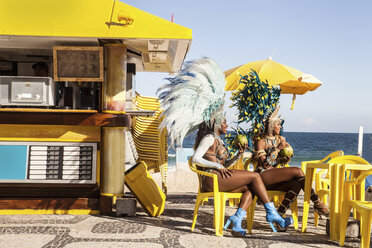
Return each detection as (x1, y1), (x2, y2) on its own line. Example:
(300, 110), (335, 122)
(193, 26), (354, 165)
(278, 136), (289, 149)
(192, 134), (225, 170)
(255, 140), (269, 166)
(224, 143), (246, 168)
(276, 136), (292, 166)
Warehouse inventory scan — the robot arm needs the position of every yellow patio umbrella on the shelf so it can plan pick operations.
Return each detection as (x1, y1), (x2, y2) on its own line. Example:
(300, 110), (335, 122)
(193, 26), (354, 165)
(224, 57), (322, 109)
(280, 73), (322, 95)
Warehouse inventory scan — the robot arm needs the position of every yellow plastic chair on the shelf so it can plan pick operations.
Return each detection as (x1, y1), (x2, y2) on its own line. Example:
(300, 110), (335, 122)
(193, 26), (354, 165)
(311, 154), (370, 227)
(245, 161), (299, 233)
(188, 158), (244, 236)
(228, 156), (245, 207)
(131, 92), (168, 193)
(301, 151), (344, 226)
(340, 168), (372, 248)
(300, 150), (344, 175)
(301, 155), (370, 237)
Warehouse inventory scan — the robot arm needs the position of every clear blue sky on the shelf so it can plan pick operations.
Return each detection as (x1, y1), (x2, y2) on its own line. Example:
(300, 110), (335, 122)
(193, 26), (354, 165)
(130, 0), (372, 133)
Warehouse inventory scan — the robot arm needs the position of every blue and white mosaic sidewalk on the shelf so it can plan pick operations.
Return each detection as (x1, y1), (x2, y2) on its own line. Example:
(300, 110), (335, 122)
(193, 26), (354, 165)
(0, 194), (363, 248)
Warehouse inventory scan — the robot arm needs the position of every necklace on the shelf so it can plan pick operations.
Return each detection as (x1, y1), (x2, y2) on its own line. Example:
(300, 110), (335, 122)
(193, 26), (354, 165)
(265, 135), (275, 140)
(265, 135), (277, 146)
(214, 133), (223, 144)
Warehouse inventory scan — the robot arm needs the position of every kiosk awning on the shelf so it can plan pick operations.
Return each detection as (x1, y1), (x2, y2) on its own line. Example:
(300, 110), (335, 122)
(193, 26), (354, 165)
(0, 0), (192, 73)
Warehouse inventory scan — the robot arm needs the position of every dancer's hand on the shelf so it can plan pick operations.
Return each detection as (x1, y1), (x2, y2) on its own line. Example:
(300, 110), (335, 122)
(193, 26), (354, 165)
(277, 141), (288, 150)
(237, 143), (248, 154)
(218, 168), (233, 179)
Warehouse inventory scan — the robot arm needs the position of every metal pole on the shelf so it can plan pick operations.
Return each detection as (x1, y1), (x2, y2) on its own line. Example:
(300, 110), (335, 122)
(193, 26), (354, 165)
(357, 126), (363, 157)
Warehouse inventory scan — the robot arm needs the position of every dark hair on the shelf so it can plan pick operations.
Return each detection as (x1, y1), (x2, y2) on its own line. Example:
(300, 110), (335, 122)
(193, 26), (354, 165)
(193, 120), (215, 150)
(264, 119), (270, 134)
(32, 62), (49, 71)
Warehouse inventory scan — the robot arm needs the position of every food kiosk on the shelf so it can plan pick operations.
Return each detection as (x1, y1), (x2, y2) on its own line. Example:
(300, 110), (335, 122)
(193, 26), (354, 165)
(0, 0), (192, 214)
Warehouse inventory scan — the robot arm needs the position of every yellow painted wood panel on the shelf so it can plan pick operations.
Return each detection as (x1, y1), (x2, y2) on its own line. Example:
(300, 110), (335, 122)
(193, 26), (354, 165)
(0, 125), (100, 142)
(0, 109), (97, 113)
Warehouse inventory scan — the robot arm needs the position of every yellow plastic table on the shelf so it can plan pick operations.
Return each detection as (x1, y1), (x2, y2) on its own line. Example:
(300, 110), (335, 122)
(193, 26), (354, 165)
(302, 162), (372, 241)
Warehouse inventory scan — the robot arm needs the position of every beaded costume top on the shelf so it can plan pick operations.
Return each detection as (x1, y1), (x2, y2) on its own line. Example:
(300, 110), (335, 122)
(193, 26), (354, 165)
(253, 135), (289, 173)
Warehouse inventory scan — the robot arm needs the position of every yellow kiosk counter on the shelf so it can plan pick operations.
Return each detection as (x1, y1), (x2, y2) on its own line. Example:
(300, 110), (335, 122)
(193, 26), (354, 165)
(0, 111), (131, 215)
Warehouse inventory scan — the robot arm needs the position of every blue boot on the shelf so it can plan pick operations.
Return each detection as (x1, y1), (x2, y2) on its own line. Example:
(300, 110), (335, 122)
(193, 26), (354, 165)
(223, 208), (246, 237)
(264, 202), (293, 232)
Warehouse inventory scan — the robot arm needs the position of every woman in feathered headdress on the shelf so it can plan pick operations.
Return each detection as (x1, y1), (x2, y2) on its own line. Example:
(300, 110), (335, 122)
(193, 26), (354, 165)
(158, 58), (292, 236)
(230, 70), (329, 231)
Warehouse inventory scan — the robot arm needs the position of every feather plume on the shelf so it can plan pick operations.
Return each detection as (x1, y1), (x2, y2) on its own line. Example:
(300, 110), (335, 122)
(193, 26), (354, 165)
(157, 58), (226, 148)
(225, 70), (281, 154)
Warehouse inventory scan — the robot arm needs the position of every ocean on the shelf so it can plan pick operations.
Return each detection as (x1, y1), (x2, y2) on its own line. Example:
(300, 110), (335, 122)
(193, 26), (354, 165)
(168, 132), (372, 168)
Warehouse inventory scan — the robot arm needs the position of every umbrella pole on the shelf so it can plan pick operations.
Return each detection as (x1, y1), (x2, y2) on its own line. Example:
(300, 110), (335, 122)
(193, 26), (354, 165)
(291, 94), (296, 110)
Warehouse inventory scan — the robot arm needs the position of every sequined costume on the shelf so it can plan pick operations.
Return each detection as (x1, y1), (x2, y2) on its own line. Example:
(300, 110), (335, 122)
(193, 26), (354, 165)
(193, 133), (241, 173)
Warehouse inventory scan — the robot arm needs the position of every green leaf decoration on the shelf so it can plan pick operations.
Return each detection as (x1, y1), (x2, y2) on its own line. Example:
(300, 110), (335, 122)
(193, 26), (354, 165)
(225, 70), (281, 155)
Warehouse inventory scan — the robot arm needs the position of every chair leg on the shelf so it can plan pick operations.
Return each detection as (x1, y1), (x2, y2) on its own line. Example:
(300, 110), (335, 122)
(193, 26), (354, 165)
(315, 191), (326, 227)
(247, 196), (257, 233)
(214, 194), (222, 236)
(273, 195), (280, 208)
(219, 194), (227, 236)
(314, 212), (319, 227)
(191, 195), (204, 232)
(339, 203), (352, 247)
(315, 183), (321, 227)
(360, 211), (372, 248)
(291, 199), (298, 230)
(324, 194), (328, 206)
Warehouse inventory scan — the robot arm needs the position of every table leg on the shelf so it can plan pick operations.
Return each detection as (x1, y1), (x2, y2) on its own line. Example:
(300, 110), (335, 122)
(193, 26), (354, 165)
(302, 167), (315, 232)
(329, 164), (344, 241)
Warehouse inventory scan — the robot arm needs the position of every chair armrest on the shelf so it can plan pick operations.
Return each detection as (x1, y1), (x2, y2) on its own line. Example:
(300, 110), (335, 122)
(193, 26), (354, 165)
(193, 169), (217, 179)
(301, 151), (343, 174)
(320, 150), (344, 162)
(244, 158), (252, 171)
(342, 168), (372, 203)
(188, 157), (220, 192)
(345, 168), (372, 187)
(316, 169), (328, 179)
(301, 160), (320, 173)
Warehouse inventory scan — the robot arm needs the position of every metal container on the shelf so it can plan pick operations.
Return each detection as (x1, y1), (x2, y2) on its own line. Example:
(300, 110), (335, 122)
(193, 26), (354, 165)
(0, 76), (55, 106)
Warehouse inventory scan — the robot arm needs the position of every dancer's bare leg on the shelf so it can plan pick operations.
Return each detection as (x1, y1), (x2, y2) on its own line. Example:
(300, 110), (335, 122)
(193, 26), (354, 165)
(230, 185), (254, 210)
(204, 170), (270, 205)
(260, 167), (304, 187)
(260, 167), (328, 216)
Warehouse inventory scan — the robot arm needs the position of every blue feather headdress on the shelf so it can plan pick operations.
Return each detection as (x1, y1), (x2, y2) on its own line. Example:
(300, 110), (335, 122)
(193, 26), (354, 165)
(157, 58), (226, 148)
(225, 70), (281, 154)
